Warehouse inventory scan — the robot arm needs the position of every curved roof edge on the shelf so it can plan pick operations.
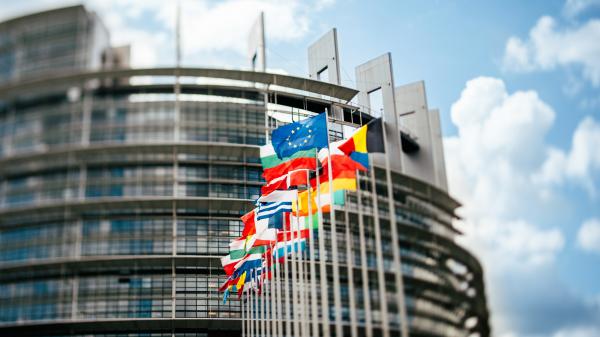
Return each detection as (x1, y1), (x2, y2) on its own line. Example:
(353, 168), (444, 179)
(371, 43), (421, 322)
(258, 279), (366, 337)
(0, 67), (360, 102)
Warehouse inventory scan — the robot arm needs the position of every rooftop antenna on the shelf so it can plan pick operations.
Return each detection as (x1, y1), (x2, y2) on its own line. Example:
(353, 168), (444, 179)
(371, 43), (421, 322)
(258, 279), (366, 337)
(176, 0), (181, 68)
(174, 0), (181, 142)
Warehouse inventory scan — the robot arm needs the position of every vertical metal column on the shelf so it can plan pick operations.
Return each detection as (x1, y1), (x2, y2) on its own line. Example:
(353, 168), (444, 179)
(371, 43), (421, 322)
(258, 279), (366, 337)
(324, 113), (344, 337)
(345, 190), (358, 337)
(356, 172), (373, 337)
(306, 173), (319, 337)
(369, 157), (390, 337)
(382, 126), (410, 337)
(315, 157), (330, 337)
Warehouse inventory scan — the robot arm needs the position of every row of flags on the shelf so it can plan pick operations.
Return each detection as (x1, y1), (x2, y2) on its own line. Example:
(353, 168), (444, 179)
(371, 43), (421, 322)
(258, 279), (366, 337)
(218, 112), (385, 303)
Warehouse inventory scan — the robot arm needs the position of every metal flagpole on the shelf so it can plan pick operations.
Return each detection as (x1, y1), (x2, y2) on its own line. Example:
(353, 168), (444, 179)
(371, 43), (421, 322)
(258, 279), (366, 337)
(369, 155), (390, 337)
(295, 191), (308, 337)
(324, 111), (344, 337)
(345, 180), (359, 337)
(284, 227), (292, 337)
(249, 270), (254, 337)
(242, 290), (246, 337)
(315, 151), (330, 337)
(255, 269), (260, 337)
(265, 256), (271, 337)
(307, 167), (319, 337)
(270, 240), (277, 337)
(356, 168), (374, 337)
(291, 198), (300, 337)
(261, 264), (265, 337)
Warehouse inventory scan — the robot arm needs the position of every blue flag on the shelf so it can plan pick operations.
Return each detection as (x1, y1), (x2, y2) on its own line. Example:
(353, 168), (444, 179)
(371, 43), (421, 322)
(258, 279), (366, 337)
(271, 113), (328, 159)
(257, 201), (292, 220)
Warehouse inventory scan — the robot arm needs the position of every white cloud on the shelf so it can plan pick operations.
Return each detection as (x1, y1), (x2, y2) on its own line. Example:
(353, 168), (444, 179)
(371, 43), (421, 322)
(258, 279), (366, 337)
(2, 0), (334, 68)
(563, 0), (600, 18)
(534, 116), (600, 196)
(502, 16), (600, 86)
(447, 77), (557, 220)
(553, 325), (600, 337)
(90, 0), (334, 66)
(443, 76), (600, 336)
(577, 218), (600, 254)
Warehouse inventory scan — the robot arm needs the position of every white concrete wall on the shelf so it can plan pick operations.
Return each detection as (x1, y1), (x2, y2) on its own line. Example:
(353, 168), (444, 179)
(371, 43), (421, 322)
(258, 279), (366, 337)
(355, 53), (402, 171)
(247, 12), (266, 71)
(428, 108), (448, 191)
(308, 28), (341, 85)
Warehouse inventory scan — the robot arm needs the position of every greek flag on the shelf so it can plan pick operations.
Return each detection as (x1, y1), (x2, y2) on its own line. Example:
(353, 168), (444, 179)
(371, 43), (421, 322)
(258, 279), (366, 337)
(257, 201), (292, 220)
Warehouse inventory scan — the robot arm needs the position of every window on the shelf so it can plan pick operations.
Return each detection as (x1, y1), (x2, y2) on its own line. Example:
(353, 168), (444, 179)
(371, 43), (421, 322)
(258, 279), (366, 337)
(368, 87), (384, 118)
(317, 66), (329, 83)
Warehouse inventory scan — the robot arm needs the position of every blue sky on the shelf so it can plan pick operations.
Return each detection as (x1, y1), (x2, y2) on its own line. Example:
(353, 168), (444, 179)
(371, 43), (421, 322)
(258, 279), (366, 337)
(2, 1), (600, 336)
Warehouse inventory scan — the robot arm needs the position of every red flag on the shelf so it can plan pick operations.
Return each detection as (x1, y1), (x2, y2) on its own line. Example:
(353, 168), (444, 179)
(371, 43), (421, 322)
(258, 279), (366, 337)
(261, 175), (288, 195)
(310, 154), (365, 188)
(240, 209), (256, 238)
(288, 169), (309, 187)
(263, 157), (317, 182)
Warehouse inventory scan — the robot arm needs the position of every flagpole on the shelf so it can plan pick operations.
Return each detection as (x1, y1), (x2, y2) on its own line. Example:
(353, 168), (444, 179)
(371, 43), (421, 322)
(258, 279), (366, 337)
(284, 226), (291, 337)
(276, 221), (283, 337)
(291, 198), (300, 337)
(295, 193), (308, 337)
(356, 169), (373, 337)
(270, 241), (277, 337)
(345, 180), (359, 337)
(265, 256), (271, 337)
(315, 149), (330, 337)
(249, 270), (254, 337)
(261, 264), (265, 337)
(306, 168), (319, 337)
(324, 110), (344, 337)
(242, 291), (246, 337)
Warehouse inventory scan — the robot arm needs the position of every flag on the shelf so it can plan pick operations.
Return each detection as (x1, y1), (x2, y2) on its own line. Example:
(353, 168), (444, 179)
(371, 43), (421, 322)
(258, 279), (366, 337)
(292, 188), (345, 216)
(260, 144), (317, 182)
(318, 189), (346, 213)
(338, 117), (385, 154)
(287, 169), (310, 187)
(261, 169), (311, 196)
(318, 148), (367, 173)
(257, 190), (298, 203)
(273, 238), (307, 258)
(221, 254), (241, 276)
(261, 174), (288, 196)
(244, 228), (278, 250)
(240, 209), (257, 239)
(257, 201), (292, 220)
(289, 213), (318, 230)
(229, 238), (247, 260)
(338, 117), (385, 168)
(271, 113), (328, 158)
(233, 253), (263, 272)
(277, 228), (311, 242)
(267, 211), (284, 230)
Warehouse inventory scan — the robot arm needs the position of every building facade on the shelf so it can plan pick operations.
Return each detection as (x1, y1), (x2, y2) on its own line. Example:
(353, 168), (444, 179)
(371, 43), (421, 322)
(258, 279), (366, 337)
(0, 6), (489, 337)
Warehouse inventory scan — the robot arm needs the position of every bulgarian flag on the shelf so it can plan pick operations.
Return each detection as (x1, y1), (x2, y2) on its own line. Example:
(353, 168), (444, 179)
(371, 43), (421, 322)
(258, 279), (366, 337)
(260, 144), (317, 182)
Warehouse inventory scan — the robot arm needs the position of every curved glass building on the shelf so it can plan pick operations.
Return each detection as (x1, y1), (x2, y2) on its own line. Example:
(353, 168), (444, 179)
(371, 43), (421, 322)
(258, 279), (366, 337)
(0, 5), (489, 337)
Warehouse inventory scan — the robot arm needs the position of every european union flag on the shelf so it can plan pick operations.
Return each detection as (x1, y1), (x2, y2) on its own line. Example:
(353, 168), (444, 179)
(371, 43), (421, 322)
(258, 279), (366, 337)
(271, 113), (328, 159)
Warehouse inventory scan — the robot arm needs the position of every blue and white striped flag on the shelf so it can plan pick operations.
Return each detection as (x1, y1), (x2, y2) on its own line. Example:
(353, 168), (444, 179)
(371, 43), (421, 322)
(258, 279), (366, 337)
(257, 201), (292, 220)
